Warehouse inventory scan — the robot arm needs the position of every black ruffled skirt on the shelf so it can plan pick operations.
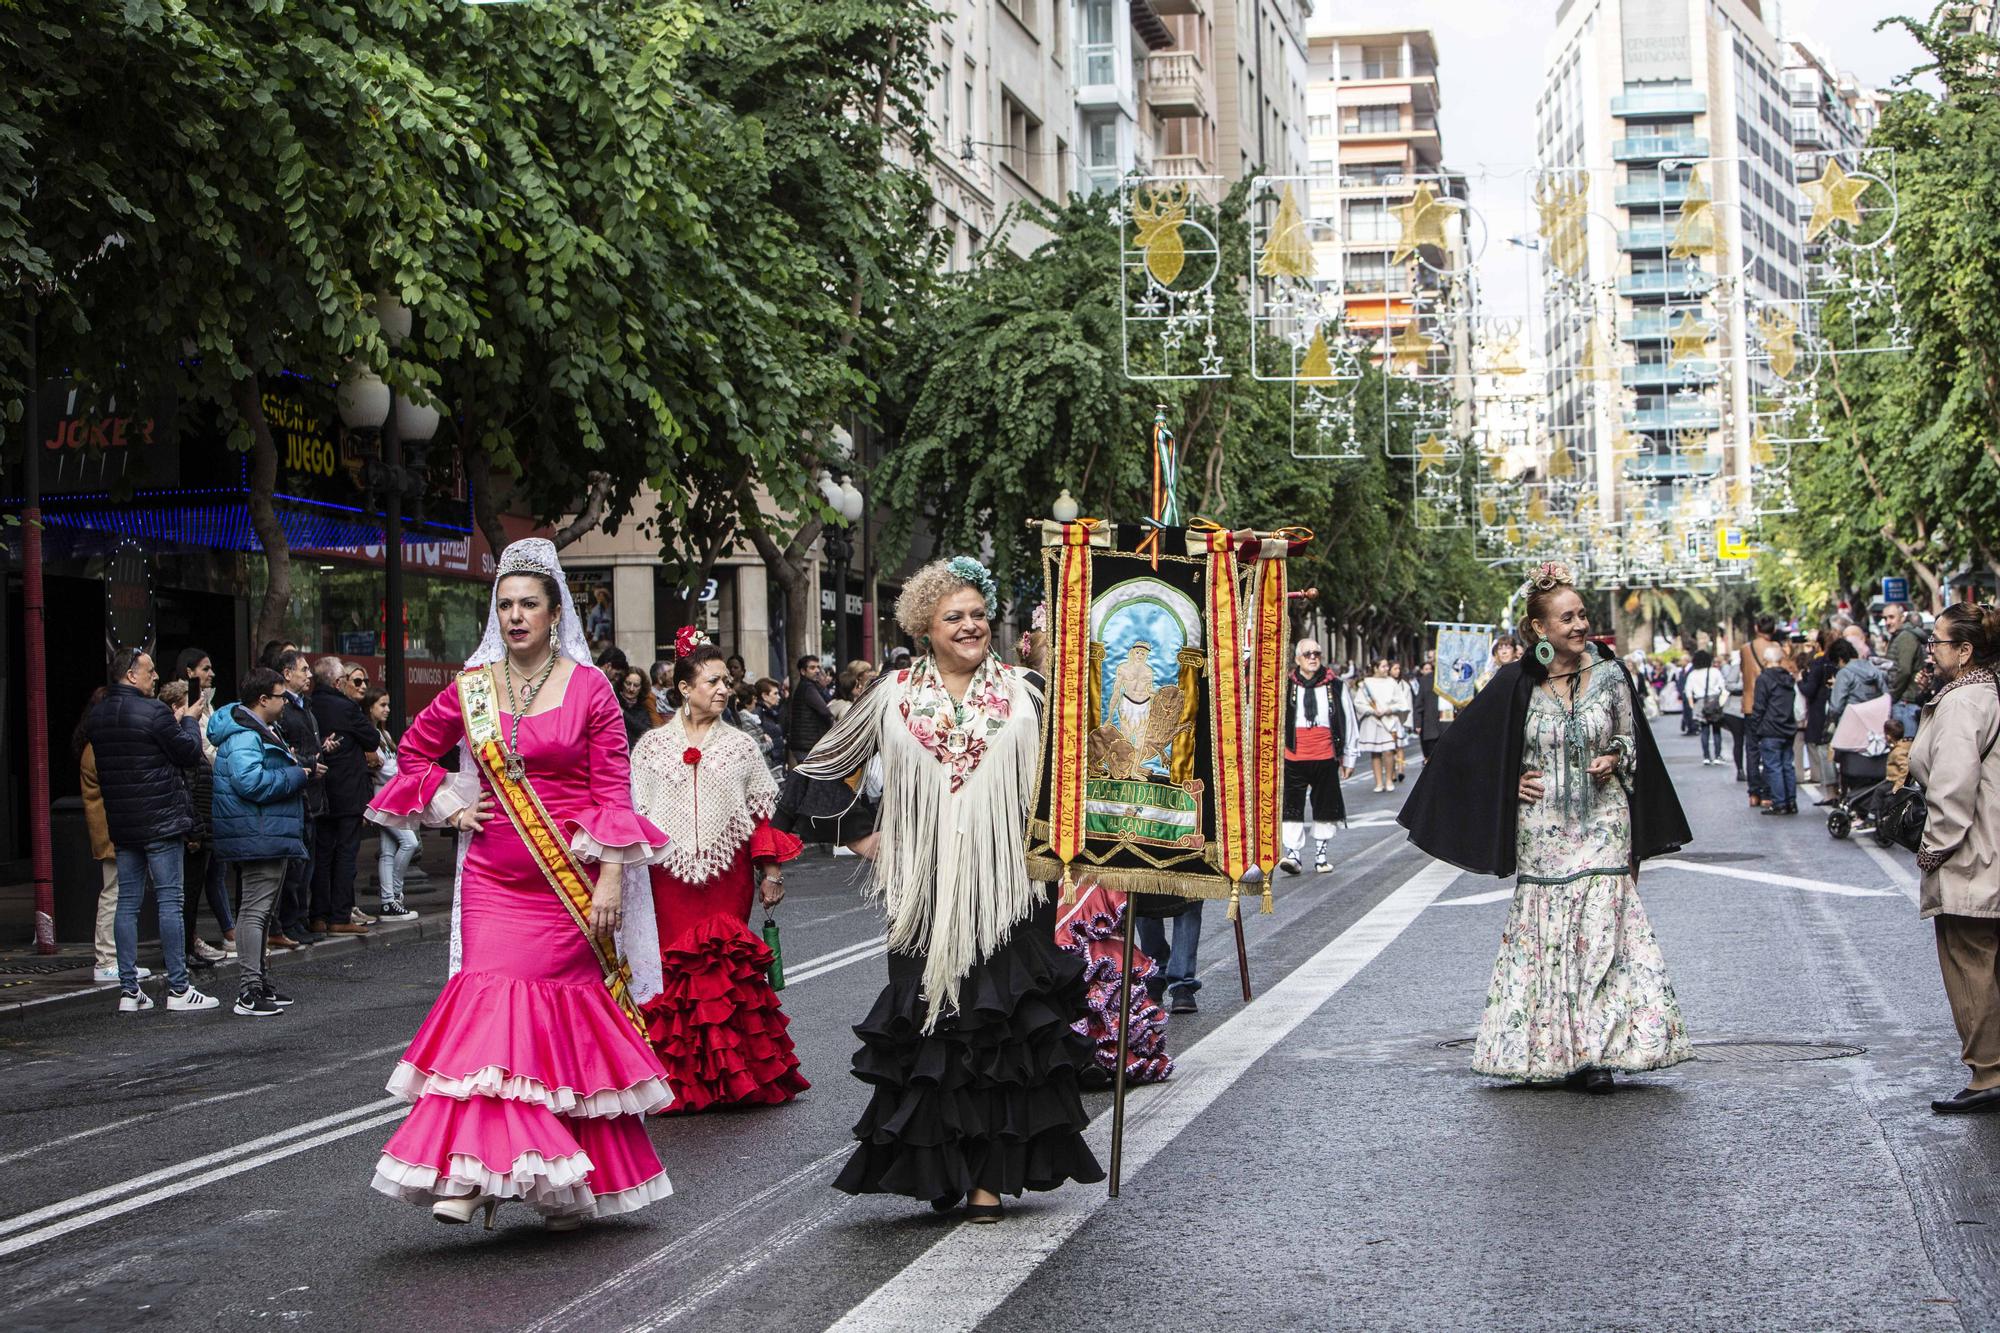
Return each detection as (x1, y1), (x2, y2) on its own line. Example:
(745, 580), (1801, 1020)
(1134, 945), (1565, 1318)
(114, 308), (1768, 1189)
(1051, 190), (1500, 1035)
(833, 893), (1106, 1200)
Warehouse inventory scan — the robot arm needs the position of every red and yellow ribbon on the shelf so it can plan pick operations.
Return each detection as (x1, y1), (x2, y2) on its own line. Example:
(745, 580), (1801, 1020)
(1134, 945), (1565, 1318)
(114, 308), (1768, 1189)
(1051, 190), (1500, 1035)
(459, 670), (647, 1036)
(1201, 527), (1253, 913)
(1250, 544), (1289, 907)
(1048, 521), (1096, 902)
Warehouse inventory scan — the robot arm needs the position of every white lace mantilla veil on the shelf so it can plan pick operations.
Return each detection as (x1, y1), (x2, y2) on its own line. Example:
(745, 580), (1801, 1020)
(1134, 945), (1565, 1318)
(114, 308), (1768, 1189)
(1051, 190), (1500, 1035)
(434, 538), (664, 1005)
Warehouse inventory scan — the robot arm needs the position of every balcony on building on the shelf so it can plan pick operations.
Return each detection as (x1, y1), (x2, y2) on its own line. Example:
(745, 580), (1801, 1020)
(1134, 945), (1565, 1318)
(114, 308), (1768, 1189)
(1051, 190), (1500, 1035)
(1613, 176), (1693, 207)
(1611, 134), (1710, 161)
(1147, 51), (1207, 118)
(1618, 223), (1716, 252)
(1610, 87), (1709, 118)
(1622, 452), (1724, 480)
(1624, 402), (1724, 432)
(1147, 0), (1204, 14)
(1621, 360), (1718, 387)
(1616, 268), (1708, 298)
(1618, 310), (1673, 341)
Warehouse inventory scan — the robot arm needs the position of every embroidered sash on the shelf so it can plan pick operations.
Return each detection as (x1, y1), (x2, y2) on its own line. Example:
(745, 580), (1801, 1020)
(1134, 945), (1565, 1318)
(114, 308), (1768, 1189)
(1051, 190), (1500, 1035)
(457, 668), (647, 1035)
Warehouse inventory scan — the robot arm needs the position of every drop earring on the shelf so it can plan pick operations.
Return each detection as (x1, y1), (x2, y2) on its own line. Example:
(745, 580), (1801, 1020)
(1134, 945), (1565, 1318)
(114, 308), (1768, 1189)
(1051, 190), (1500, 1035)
(1534, 639), (1556, 666)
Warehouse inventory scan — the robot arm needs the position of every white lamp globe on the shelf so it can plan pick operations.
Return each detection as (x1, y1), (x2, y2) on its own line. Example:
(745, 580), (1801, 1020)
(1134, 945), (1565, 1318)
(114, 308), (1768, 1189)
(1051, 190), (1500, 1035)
(336, 366), (391, 430)
(395, 393), (441, 443)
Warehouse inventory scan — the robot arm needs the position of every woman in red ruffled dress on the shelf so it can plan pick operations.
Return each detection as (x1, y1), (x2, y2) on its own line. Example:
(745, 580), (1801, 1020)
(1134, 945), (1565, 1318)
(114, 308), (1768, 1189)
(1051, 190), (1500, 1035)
(365, 539), (676, 1230)
(630, 635), (808, 1112)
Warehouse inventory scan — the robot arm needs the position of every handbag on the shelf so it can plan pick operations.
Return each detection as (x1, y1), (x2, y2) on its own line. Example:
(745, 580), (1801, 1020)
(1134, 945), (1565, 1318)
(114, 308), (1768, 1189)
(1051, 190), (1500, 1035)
(1889, 678), (2000, 858)
(763, 915), (785, 991)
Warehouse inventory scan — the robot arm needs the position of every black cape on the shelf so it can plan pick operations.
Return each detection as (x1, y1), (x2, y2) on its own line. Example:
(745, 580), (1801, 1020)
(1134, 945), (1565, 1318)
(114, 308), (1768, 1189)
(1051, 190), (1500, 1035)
(1396, 645), (1691, 878)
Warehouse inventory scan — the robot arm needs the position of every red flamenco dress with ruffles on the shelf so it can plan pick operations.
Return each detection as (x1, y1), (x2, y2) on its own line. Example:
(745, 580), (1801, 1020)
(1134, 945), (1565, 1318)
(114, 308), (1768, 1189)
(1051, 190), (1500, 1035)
(364, 664), (675, 1219)
(630, 717), (808, 1114)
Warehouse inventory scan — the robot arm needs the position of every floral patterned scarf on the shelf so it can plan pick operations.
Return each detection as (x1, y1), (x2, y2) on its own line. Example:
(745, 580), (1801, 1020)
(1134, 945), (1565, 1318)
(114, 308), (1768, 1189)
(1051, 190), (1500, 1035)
(899, 653), (1013, 793)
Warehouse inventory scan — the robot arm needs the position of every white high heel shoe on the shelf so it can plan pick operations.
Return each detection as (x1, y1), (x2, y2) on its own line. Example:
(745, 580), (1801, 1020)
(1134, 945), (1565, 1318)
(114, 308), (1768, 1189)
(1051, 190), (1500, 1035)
(432, 1195), (499, 1229)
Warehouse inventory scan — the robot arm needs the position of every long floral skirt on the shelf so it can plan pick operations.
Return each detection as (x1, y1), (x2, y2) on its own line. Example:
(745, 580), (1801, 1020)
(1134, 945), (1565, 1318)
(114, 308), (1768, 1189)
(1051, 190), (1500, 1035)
(1472, 871), (1692, 1082)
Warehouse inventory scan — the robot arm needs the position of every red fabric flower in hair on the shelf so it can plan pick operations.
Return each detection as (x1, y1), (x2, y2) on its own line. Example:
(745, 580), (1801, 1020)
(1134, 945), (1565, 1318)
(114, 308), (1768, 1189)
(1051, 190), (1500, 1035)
(683, 746), (702, 766)
(674, 625), (710, 659)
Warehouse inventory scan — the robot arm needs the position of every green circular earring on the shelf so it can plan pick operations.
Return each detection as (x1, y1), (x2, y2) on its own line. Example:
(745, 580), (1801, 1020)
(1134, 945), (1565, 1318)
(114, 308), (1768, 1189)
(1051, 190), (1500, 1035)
(1534, 639), (1556, 666)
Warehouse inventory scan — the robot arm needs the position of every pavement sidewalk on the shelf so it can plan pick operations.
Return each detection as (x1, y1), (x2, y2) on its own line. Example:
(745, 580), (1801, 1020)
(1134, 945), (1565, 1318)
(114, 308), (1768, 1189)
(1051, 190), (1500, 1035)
(0, 832), (458, 1020)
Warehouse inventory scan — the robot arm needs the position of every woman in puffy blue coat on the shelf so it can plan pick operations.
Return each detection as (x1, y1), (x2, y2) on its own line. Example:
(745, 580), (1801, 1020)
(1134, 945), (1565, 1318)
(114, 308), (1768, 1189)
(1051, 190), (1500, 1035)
(207, 668), (318, 1017)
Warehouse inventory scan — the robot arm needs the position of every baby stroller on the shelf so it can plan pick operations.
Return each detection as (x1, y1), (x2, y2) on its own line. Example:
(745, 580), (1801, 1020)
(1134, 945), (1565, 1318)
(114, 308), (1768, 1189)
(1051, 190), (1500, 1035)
(1824, 692), (1891, 840)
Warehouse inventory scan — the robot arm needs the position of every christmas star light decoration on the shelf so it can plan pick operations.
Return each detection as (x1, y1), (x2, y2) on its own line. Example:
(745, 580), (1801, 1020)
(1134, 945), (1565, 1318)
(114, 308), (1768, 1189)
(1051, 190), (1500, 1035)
(1751, 422), (1777, 466)
(1297, 326), (1335, 385)
(1803, 160), (1870, 241)
(1479, 495), (1499, 524)
(1416, 434), (1447, 471)
(1755, 309), (1799, 379)
(1390, 182), (1449, 264)
(1388, 323), (1436, 373)
(1257, 184), (1314, 279)
(1669, 167), (1718, 259)
(1667, 311), (1710, 364)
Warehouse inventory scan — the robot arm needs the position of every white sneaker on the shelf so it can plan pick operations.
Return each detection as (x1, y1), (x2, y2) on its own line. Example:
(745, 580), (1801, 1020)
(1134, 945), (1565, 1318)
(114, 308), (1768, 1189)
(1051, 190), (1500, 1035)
(117, 989), (154, 1013)
(192, 940), (227, 963)
(94, 965), (152, 983)
(166, 986), (220, 1012)
(350, 906), (377, 926)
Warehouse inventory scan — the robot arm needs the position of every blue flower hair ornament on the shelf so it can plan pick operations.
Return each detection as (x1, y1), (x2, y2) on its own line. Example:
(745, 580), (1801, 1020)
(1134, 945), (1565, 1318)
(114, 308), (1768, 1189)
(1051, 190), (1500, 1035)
(945, 555), (1000, 618)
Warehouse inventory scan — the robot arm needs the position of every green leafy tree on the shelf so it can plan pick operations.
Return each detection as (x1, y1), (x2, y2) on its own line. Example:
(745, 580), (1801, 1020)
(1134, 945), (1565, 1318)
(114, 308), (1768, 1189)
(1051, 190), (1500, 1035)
(1771, 5), (2000, 614)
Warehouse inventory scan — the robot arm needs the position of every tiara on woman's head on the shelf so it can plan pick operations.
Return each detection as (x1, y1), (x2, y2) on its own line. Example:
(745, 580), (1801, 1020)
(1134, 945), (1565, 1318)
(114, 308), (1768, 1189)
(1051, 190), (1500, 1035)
(496, 538), (562, 580)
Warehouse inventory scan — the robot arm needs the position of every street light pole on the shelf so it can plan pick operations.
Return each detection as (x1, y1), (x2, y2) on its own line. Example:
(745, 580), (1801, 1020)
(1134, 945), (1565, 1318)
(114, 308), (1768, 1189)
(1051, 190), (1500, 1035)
(382, 393), (406, 732)
(22, 301), (54, 953)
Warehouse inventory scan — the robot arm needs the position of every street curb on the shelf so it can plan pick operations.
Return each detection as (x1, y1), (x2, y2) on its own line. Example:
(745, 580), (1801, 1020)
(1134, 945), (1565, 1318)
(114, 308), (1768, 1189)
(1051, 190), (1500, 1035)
(0, 908), (452, 1024)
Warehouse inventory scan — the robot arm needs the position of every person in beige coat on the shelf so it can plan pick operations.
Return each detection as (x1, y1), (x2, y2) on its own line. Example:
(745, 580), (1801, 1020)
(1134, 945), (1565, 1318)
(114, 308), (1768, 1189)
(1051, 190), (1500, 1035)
(1909, 604), (2000, 1114)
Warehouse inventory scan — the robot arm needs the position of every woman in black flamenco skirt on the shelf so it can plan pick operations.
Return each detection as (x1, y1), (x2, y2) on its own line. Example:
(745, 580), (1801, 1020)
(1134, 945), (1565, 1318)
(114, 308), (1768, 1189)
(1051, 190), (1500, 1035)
(783, 556), (1104, 1221)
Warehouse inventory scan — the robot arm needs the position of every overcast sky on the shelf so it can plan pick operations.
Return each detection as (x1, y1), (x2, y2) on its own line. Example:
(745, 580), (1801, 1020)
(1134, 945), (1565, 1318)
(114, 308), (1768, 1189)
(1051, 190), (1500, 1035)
(1304, 0), (1940, 321)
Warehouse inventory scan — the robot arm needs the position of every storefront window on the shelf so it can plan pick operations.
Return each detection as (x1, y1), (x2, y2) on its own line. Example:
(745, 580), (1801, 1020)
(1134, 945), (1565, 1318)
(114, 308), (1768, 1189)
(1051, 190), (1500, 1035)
(568, 567), (615, 661)
(247, 559), (486, 664)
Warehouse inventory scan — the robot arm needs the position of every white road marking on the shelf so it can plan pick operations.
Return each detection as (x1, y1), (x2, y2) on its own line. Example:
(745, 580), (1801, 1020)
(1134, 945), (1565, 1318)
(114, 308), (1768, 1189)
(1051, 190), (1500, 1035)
(825, 858), (1461, 1333)
(519, 1146), (857, 1333)
(0, 1107), (407, 1260)
(787, 945), (888, 986)
(1857, 837), (1921, 905)
(0, 1040), (409, 1171)
(1650, 859), (1901, 898)
(0, 1097), (402, 1245)
(1436, 888), (1515, 907)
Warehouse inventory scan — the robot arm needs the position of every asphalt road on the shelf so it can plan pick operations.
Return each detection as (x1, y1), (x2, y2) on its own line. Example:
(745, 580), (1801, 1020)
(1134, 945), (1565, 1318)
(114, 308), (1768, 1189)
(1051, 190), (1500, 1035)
(1, 720), (1993, 1332)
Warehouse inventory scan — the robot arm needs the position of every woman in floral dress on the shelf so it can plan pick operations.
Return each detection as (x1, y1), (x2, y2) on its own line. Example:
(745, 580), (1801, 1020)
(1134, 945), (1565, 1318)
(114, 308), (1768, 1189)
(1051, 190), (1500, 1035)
(1399, 563), (1693, 1092)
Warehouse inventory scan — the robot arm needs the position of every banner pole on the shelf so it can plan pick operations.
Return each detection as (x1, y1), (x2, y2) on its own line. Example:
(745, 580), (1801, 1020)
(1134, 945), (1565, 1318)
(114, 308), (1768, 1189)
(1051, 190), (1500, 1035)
(1108, 899), (1138, 1198)
(1234, 910), (1252, 1001)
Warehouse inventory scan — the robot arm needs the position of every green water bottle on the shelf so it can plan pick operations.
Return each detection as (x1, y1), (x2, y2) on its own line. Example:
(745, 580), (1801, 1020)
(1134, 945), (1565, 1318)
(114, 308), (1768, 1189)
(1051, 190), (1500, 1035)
(763, 915), (785, 991)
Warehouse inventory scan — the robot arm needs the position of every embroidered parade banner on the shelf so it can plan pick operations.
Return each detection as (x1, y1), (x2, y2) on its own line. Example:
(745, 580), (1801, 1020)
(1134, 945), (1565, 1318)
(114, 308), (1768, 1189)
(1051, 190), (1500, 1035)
(1028, 522), (1303, 917)
(1429, 622), (1497, 710)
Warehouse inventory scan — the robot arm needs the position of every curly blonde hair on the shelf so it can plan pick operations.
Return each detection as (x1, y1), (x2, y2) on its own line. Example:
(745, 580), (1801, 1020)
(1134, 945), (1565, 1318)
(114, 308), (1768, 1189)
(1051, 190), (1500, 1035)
(895, 558), (996, 642)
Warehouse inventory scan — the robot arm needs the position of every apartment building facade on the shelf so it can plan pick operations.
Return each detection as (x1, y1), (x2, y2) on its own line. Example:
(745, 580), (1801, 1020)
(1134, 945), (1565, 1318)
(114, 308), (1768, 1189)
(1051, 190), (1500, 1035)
(1534, 0), (1805, 519)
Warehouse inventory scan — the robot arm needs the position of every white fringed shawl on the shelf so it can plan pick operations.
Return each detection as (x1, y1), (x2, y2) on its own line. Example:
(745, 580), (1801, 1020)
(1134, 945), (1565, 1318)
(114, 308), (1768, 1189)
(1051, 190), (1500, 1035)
(797, 665), (1043, 1029)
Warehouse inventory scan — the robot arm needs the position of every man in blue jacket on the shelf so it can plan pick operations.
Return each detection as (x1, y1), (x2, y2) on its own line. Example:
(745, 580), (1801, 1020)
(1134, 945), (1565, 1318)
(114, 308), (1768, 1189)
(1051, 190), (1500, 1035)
(1751, 644), (1800, 816)
(85, 648), (216, 1013)
(209, 667), (319, 1018)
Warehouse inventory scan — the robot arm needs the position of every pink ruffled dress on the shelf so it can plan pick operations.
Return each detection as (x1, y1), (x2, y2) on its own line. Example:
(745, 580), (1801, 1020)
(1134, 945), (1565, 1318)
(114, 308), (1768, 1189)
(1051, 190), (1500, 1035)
(365, 664), (675, 1219)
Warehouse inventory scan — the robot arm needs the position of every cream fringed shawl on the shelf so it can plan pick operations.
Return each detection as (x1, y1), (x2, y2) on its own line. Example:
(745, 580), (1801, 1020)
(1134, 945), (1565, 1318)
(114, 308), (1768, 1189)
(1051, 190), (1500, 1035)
(796, 666), (1043, 1030)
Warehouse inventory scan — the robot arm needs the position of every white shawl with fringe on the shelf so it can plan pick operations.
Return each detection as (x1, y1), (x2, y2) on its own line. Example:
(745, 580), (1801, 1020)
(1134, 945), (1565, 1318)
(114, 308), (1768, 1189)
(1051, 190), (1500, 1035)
(796, 664), (1042, 1029)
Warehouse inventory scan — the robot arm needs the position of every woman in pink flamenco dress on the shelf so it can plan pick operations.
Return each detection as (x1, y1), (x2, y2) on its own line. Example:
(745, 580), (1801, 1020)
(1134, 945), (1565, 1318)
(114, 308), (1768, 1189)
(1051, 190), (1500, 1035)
(631, 635), (808, 1113)
(365, 539), (676, 1230)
